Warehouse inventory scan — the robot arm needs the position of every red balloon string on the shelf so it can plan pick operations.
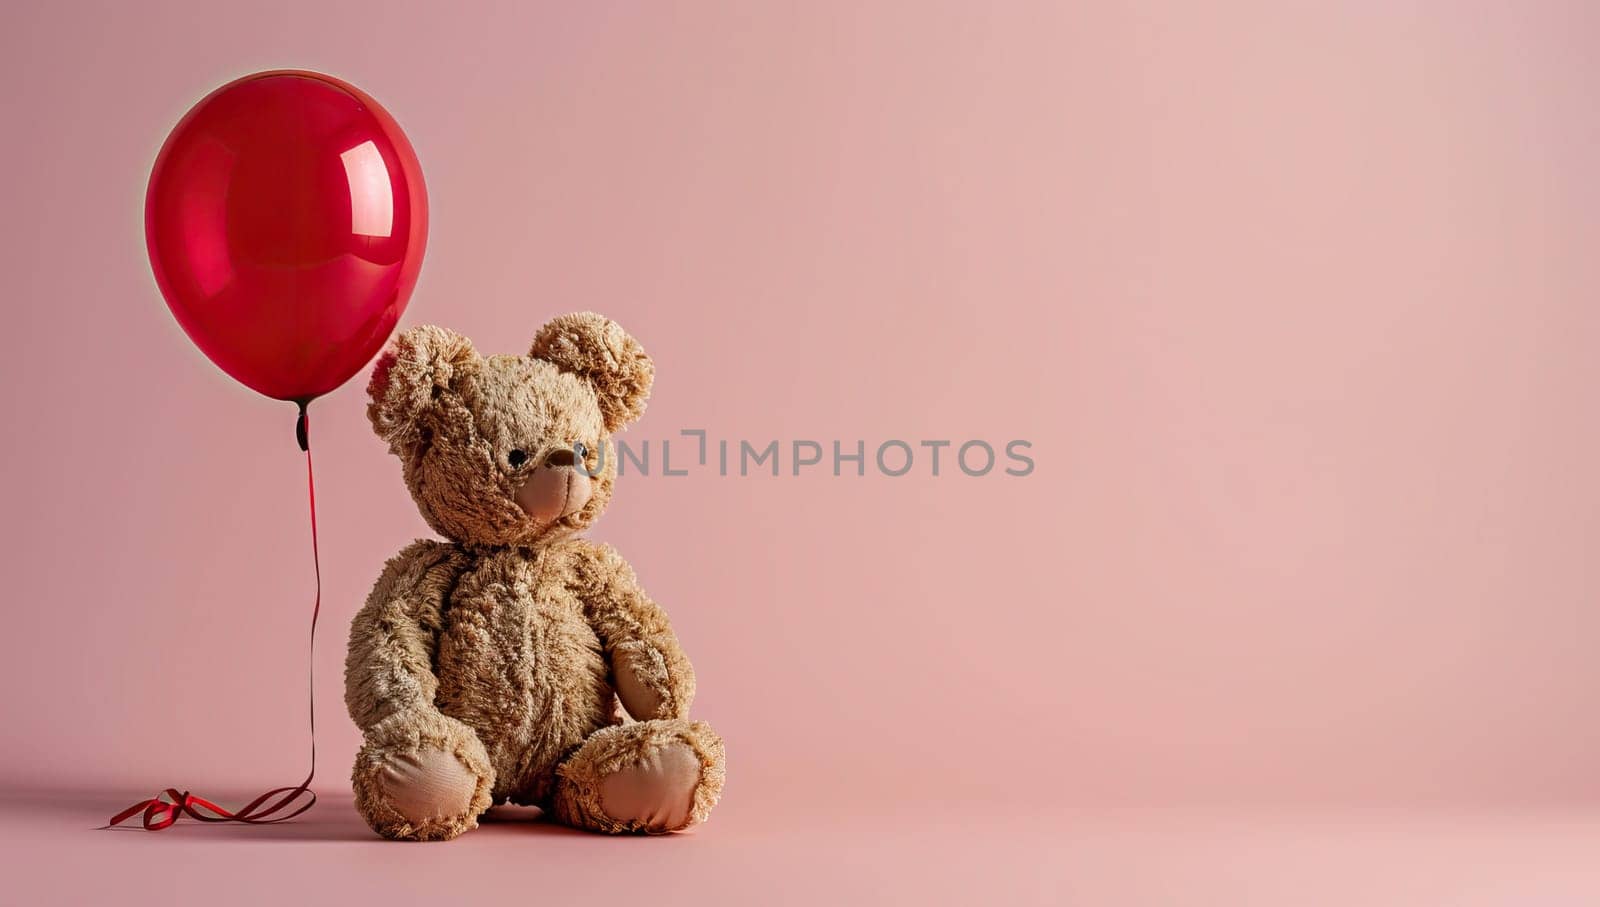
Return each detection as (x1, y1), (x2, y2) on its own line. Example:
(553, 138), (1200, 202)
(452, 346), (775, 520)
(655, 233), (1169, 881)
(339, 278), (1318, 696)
(107, 407), (321, 830)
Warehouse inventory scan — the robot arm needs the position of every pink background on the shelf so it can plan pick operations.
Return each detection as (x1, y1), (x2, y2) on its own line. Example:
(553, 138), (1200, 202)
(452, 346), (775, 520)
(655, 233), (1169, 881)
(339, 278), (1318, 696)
(5, 1), (1600, 903)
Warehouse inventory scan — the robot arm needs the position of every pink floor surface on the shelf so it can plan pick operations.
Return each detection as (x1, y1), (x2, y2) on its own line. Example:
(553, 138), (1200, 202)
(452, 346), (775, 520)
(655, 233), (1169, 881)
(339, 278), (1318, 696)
(9, 788), (1600, 905)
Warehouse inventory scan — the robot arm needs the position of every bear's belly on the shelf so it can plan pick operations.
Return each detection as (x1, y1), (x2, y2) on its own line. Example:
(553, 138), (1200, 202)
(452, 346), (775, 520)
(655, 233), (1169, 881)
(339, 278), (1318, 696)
(432, 554), (613, 805)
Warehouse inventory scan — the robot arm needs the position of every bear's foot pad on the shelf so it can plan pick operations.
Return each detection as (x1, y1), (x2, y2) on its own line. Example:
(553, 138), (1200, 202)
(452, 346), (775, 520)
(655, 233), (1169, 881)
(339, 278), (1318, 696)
(377, 748), (477, 825)
(597, 740), (701, 832)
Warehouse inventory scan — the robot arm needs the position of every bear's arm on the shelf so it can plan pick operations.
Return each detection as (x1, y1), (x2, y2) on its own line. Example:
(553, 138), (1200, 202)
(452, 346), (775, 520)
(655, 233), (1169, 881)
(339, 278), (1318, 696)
(344, 539), (471, 730)
(567, 541), (696, 720)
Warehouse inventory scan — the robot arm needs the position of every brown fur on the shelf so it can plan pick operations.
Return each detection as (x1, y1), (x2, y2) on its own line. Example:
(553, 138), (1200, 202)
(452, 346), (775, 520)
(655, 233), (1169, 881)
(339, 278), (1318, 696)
(345, 313), (724, 840)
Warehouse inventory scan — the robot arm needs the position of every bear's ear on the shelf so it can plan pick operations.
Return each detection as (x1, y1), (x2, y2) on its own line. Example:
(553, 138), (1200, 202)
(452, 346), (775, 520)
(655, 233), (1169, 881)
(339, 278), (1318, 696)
(368, 325), (479, 454)
(529, 312), (654, 432)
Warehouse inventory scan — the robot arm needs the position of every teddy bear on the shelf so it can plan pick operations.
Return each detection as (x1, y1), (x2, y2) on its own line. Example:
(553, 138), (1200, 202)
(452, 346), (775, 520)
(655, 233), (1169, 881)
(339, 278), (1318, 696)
(343, 312), (725, 841)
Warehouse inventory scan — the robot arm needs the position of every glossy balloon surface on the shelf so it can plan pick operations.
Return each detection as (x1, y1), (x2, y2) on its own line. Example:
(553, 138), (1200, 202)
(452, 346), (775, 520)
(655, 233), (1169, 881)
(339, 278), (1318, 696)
(146, 71), (427, 401)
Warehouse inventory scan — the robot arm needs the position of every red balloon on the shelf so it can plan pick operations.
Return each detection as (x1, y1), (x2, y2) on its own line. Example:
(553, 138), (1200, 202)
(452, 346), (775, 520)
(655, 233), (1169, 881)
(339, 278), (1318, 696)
(147, 71), (427, 402)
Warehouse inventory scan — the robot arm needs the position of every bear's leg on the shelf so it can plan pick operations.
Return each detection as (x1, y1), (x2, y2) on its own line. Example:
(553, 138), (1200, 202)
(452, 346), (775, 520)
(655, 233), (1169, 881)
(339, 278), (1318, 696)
(550, 718), (725, 834)
(351, 711), (496, 841)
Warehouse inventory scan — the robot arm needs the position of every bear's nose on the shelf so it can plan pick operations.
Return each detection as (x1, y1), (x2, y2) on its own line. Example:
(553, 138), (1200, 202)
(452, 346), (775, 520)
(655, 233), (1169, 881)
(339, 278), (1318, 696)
(545, 448), (576, 468)
(516, 457), (594, 523)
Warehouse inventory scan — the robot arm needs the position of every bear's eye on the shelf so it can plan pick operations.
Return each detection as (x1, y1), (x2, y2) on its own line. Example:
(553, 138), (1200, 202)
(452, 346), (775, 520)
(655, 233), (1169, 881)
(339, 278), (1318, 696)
(507, 449), (529, 468)
(574, 441), (589, 460)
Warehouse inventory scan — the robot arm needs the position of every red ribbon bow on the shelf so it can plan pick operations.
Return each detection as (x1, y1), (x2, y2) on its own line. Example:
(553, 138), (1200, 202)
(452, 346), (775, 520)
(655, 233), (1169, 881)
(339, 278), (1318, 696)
(108, 782), (316, 830)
